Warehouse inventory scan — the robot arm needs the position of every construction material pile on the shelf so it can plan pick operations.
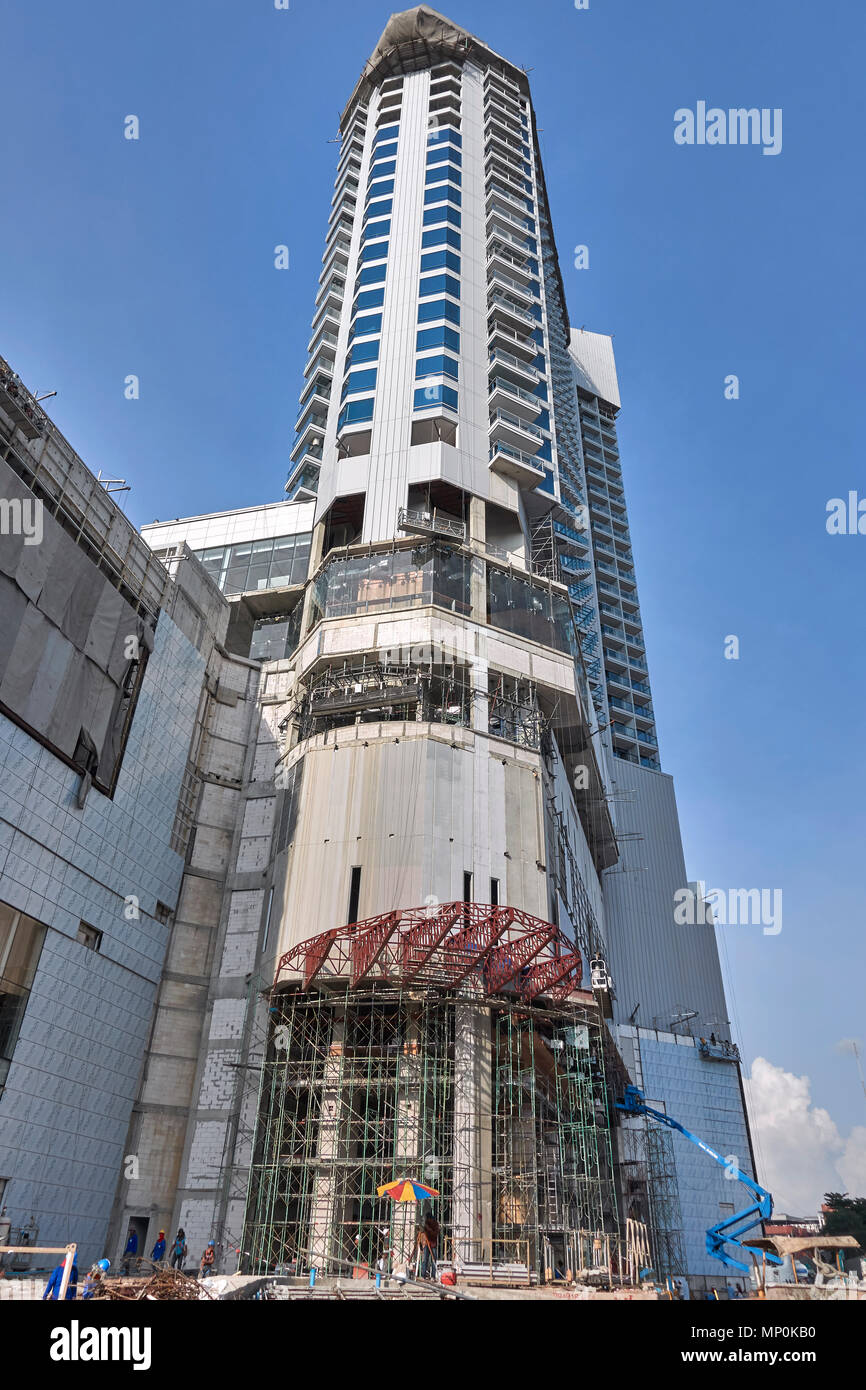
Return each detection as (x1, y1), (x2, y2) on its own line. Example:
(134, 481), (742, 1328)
(93, 1268), (213, 1301)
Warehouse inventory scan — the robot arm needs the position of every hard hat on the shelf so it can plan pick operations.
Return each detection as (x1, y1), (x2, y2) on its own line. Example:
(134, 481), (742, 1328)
(97, 1258), (111, 1272)
(208, 1240), (215, 1247)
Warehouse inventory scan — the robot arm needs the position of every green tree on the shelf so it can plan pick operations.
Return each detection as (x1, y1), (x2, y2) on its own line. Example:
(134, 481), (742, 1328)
(821, 1192), (866, 1246)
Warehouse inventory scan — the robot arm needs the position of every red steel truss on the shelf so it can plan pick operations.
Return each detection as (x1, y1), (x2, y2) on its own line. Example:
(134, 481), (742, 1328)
(274, 902), (583, 1003)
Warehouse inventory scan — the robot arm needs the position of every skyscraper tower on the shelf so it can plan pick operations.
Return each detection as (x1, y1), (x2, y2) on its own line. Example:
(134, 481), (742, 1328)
(128, 6), (756, 1292)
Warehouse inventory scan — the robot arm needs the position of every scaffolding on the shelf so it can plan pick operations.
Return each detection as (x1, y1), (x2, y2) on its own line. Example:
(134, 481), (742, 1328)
(241, 905), (621, 1283)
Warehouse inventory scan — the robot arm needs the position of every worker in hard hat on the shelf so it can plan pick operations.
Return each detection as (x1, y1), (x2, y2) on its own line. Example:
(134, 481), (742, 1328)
(199, 1240), (216, 1278)
(150, 1230), (167, 1264)
(42, 1254), (78, 1300)
(81, 1258), (110, 1299)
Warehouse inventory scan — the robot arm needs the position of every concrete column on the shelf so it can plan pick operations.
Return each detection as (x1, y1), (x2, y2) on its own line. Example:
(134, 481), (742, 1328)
(308, 1012), (346, 1273)
(469, 496), (486, 624)
(391, 1005), (423, 1269)
(451, 1003), (492, 1267)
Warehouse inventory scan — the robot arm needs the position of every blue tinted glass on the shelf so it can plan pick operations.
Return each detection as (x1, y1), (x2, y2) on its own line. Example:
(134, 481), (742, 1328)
(422, 205), (461, 228)
(360, 241), (389, 263)
(351, 313), (383, 336)
(427, 127), (462, 148)
(364, 199), (392, 221)
(425, 164), (462, 185)
(421, 226), (461, 251)
(417, 299), (460, 326)
(424, 185), (461, 207)
(418, 273), (460, 300)
(348, 338), (380, 365)
(357, 263), (387, 287)
(362, 218), (391, 242)
(426, 146), (462, 166)
(366, 179), (394, 200)
(354, 287), (385, 311)
(415, 354), (459, 380)
(342, 367), (378, 398)
(414, 383), (458, 411)
(337, 397), (375, 429)
(416, 324), (460, 353)
(420, 249), (461, 275)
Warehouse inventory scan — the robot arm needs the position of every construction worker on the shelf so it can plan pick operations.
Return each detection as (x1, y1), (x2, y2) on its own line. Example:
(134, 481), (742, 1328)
(169, 1228), (187, 1271)
(150, 1230), (166, 1264)
(43, 1255), (78, 1300)
(199, 1240), (216, 1278)
(81, 1259), (111, 1299)
(121, 1226), (138, 1276)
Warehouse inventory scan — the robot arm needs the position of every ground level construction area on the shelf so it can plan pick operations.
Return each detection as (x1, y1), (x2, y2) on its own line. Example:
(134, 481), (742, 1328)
(241, 904), (627, 1288)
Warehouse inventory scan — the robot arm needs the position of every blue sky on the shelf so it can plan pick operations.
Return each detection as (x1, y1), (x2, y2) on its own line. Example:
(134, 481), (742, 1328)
(1, 0), (864, 1207)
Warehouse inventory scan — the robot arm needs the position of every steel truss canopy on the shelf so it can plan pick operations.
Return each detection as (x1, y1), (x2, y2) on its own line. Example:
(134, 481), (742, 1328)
(273, 901), (583, 1003)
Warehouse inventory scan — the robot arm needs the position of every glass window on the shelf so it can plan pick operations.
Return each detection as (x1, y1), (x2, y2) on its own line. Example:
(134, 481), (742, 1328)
(425, 164), (462, 186)
(420, 249), (461, 275)
(353, 287), (385, 312)
(310, 544), (470, 626)
(269, 537), (296, 587)
(337, 397), (375, 430)
(422, 205), (461, 228)
(416, 324), (460, 354)
(357, 263), (387, 287)
(418, 273), (460, 301)
(342, 367), (378, 398)
(421, 225), (461, 251)
(366, 179), (394, 200)
(372, 140), (398, 159)
(374, 124), (399, 143)
(364, 198), (392, 221)
(348, 338), (380, 365)
(361, 218), (391, 243)
(424, 185), (461, 207)
(350, 312), (383, 337)
(426, 146), (462, 167)
(415, 354), (459, 380)
(428, 127), (462, 149)
(414, 383), (458, 411)
(487, 566), (577, 656)
(417, 298), (460, 326)
(360, 241), (389, 264)
(224, 542), (252, 595)
(369, 159), (396, 178)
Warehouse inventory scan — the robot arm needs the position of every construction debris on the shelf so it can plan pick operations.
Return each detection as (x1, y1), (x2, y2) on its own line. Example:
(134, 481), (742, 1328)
(92, 1268), (214, 1301)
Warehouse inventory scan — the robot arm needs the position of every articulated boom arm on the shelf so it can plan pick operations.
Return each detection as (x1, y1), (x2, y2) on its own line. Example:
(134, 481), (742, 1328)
(616, 1085), (781, 1272)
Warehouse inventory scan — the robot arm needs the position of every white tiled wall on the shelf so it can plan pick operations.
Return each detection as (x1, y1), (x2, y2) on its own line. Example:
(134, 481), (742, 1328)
(0, 612), (205, 1267)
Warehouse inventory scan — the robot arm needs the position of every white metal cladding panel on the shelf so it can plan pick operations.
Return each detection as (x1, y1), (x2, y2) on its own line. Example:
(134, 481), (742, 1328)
(141, 501), (314, 554)
(362, 70), (430, 542)
(0, 611), (205, 1268)
(314, 93), (375, 524)
(603, 761), (729, 1031)
(637, 1034), (753, 1279)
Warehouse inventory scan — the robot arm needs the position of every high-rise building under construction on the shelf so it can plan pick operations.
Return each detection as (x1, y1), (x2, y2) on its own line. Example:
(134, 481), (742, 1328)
(0, 7), (756, 1295)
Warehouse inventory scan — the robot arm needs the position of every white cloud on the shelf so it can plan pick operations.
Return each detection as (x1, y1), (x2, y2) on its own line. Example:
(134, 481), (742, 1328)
(743, 1057), (866, 1215)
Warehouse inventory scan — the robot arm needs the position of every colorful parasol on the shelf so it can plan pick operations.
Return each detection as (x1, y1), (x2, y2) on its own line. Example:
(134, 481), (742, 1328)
(376, 1178), (440, 1202)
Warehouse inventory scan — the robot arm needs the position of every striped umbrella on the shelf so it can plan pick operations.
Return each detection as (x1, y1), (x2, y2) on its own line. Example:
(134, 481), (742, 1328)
(376, 1178), (440, 1202)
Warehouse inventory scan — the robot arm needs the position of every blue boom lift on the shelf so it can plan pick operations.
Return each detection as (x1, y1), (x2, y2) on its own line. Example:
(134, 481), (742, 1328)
(616, 1085), (782, 1272)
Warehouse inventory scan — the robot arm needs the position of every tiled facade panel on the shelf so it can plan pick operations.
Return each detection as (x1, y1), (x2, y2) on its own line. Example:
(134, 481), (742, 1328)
(0, 613), (204, 1266)
(639, 1036), (753, 1281)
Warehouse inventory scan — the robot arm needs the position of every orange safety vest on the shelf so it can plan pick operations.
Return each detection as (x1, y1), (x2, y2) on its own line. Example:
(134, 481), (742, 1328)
(202, 1246), (214, 1266)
